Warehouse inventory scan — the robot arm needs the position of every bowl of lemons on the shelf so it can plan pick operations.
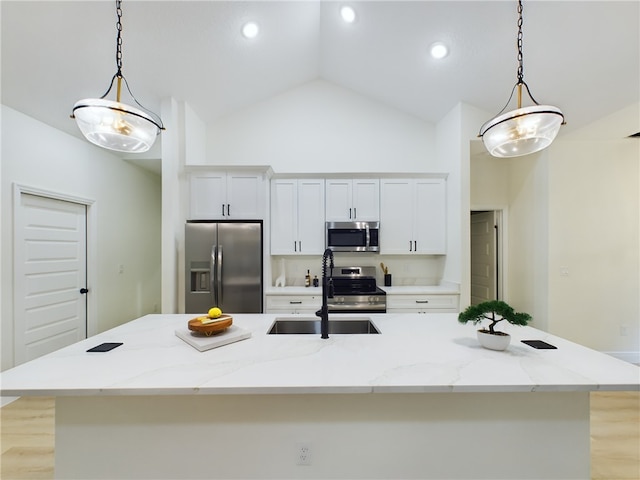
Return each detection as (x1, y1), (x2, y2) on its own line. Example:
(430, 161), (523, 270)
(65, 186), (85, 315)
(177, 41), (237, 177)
(188, 307), (233, 336)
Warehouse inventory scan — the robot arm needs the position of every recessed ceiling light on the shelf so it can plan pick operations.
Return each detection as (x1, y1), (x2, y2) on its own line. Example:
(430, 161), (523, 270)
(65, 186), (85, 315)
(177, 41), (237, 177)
(242, 21), (259, 39)
(340, 5), (356, 23)
(429, 42), (449, 59)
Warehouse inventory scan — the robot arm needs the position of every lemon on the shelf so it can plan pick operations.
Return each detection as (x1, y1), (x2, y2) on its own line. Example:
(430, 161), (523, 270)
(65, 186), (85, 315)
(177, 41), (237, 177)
(208, 307), (222, 318)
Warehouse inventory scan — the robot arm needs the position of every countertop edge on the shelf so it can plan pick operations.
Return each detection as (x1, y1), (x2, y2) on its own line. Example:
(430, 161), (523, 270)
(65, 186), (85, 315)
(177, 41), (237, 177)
(3, 384), (639, 397)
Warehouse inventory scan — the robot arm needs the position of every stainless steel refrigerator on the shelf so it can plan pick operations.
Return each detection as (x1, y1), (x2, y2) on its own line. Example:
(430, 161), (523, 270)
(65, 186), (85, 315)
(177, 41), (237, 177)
(185, 221), (263, 314)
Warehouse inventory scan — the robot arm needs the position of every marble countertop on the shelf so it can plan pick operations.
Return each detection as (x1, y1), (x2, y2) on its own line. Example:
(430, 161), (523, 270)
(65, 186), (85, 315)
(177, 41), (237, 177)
(266, 285), (460, 295)
(1, 313), (637, 396)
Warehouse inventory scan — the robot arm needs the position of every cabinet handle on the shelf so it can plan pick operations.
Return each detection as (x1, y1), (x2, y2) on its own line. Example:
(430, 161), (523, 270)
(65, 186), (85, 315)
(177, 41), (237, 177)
(227, 204), (231, 216)
(349, 208), (352, 219)
(299, 241), (302, 251)
(222, 204), (225, 216)
(414, 240), (417, 251)
(409, 241), (413, 252)
(289, 301), (302, 304)
(294, 241), (297, 252)
(354, 207), (357, 219)
(415, 300), (429, 304)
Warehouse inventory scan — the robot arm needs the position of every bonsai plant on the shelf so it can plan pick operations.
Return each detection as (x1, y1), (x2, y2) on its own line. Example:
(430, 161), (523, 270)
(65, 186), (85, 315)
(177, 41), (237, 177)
(458, 300), (532, 351)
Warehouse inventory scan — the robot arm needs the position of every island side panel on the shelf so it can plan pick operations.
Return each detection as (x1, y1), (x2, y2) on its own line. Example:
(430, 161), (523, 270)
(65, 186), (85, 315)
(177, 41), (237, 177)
(55, 392), (590, 479)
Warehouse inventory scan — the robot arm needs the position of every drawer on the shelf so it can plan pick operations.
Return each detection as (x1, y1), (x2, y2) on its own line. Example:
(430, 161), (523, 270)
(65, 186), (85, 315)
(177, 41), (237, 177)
(266, 295), (321, 309)
(386, 294), (459, 311)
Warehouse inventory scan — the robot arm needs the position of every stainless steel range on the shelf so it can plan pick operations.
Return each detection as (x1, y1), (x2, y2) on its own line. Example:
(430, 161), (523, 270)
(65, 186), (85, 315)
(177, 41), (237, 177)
(327, 266), (386, 313)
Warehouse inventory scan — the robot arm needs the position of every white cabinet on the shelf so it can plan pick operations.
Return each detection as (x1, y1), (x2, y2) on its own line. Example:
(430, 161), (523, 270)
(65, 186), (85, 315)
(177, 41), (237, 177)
(380, 178), (446, 254)
(386, 294), (459, 313)
(271, 179), (325, 255)
(325, 179), (379, 222)
(190, 171), (265, 220)
(265, 294), (322, 314)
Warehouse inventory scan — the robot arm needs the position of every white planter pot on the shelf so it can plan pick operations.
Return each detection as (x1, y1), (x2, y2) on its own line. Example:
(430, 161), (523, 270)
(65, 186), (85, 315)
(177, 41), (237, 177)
(477, 330), (511, 351)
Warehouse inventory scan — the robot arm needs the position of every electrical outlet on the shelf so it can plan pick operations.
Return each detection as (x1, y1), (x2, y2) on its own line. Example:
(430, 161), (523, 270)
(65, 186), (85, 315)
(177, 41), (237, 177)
(296, 443), (312, 466)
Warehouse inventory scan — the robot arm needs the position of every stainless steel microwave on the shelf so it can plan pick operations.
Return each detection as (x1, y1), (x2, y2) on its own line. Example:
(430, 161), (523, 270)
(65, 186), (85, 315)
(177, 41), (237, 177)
(325, 221), (380, 253)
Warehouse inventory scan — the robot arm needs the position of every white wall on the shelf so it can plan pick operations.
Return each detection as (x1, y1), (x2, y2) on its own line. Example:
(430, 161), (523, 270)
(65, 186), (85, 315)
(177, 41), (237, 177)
(437, 103), (489, 306)
(204, 79), (437, 173)
(547, 139), (639, 360)
(1, 106), (162, 370)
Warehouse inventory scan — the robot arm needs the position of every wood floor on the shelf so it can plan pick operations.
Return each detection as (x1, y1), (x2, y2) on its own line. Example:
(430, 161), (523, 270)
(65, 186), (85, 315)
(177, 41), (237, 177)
(1, 392), (638, 479)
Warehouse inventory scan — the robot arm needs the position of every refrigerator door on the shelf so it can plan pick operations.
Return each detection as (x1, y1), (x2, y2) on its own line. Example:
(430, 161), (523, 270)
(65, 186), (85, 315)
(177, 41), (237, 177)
(185, 222), (218, 314)
(185, 221), (263, 314)
(217, 222), (263, 313)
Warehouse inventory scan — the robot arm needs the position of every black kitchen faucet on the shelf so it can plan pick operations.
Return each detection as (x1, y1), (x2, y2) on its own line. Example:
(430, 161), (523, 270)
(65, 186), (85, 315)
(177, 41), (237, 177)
(315, 248), (334, 339)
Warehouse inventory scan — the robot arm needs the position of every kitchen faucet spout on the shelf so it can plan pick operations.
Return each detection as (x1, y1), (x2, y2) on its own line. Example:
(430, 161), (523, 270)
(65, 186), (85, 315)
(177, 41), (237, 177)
(315, 248), (334, 339)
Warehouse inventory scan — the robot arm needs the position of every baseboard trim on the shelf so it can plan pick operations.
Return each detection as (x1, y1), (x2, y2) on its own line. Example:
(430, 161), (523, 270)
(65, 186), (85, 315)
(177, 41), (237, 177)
(602, 351), (640, 365)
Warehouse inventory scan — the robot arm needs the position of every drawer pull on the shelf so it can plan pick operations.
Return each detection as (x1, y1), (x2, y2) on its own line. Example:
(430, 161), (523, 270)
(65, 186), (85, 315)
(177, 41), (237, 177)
(415, 300), (429, 304)
(289, 301), (302, 304)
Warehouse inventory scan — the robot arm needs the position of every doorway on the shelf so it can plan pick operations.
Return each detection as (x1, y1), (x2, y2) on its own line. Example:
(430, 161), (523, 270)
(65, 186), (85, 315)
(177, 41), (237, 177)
(13, 189), (90, 364)
(470, 210), (504, 305)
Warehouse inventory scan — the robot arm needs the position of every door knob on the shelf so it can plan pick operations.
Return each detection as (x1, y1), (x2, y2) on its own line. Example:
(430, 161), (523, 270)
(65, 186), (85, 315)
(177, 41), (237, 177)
(80, 288), (89, 294)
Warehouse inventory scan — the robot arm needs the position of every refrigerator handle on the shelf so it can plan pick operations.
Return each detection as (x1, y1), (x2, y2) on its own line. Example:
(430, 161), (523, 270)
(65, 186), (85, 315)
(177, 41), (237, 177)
(211, 245), (217, 305)
(217, 245), (223, 306)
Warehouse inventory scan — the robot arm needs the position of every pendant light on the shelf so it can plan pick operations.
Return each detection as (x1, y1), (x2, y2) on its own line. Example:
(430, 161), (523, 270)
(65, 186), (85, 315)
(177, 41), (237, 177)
(479, 0), (565, 158)
(71, 0), (164, 153)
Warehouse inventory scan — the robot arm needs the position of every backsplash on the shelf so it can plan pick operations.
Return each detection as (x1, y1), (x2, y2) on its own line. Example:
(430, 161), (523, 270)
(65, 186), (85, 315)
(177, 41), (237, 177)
(270, 254), (446, 287)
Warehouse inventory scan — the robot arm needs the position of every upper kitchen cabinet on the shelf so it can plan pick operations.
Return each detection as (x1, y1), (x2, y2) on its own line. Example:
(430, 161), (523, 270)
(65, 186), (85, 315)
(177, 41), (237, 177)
(189, 171), (265, 220)
(271, 179), (325, 255)
(380, 178), (446, 255)
(325, 179), (379, 222)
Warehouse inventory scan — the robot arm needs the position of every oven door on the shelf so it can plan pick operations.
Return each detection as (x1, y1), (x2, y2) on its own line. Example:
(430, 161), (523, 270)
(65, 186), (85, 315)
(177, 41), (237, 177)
(327, 294), (386, 314)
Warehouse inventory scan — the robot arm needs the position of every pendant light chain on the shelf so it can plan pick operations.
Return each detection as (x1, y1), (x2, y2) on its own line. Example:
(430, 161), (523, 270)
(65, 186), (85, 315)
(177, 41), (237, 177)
(116, 0), (123, 77)
(99, 0), (164, 129)
(516, 0), (524, 84)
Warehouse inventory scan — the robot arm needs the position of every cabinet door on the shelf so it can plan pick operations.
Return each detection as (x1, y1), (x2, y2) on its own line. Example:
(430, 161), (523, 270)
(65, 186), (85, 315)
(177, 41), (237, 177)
(352, 179), (379, 221)
(413, 179), (446, 254)
(297, 179), (326, 254)
(190, 173), (227, 219)
(325, 179), (353, 221)
(380, 179), (414, 254)
(270, 180), (298, 254)
(227, 173), (263, 219)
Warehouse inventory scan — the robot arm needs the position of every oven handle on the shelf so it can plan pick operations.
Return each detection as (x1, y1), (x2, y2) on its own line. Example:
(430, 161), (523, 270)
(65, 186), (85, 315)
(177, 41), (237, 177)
(365, 223), (370, 248)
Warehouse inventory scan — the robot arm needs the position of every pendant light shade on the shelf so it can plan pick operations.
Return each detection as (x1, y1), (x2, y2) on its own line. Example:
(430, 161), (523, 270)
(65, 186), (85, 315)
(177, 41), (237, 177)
(479, 104), (564, 158)
(479, 0), (564, 158)
(71, 0), (163, 153)
(73, 98), (161, 153)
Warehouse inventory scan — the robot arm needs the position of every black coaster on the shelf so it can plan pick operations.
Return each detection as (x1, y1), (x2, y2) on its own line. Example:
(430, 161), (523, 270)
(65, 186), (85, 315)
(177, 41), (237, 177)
(521, 340), (557, 349)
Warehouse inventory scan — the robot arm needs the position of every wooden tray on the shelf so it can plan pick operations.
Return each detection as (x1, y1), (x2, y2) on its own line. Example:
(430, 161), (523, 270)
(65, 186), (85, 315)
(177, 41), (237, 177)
(188, 314), (233, 336)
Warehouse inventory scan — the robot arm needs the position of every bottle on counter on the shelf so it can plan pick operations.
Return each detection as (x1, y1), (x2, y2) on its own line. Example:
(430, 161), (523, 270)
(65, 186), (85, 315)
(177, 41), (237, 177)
(313, 275), (319, 287)
(305, 269), (311, 287)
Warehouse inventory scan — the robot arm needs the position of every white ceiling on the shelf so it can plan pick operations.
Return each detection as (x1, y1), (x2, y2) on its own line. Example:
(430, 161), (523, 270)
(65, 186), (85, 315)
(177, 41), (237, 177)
(2, 1), (639, 153)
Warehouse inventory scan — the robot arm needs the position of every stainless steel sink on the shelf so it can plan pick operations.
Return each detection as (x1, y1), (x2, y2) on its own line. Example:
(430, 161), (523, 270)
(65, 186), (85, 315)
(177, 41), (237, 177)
(267, 316), (380, 335)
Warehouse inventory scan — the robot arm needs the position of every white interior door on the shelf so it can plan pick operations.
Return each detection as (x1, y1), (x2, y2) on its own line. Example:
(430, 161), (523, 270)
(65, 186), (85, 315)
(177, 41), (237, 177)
(14, 193), (88, 364)
(470, 211), (497, 305)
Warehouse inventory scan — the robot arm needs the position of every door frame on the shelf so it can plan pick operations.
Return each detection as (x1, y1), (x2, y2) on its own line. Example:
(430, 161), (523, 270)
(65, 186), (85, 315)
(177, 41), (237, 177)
(13, 183), (98, 341)
(470, 206), (507, 303)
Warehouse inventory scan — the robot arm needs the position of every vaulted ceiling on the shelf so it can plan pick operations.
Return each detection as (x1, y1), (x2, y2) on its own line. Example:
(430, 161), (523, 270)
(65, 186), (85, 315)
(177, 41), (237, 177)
(2, 1), (639, 146)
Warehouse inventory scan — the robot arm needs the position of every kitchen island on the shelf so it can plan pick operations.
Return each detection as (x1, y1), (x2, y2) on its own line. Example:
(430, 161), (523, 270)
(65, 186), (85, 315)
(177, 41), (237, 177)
(1, 313), (638, 479)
